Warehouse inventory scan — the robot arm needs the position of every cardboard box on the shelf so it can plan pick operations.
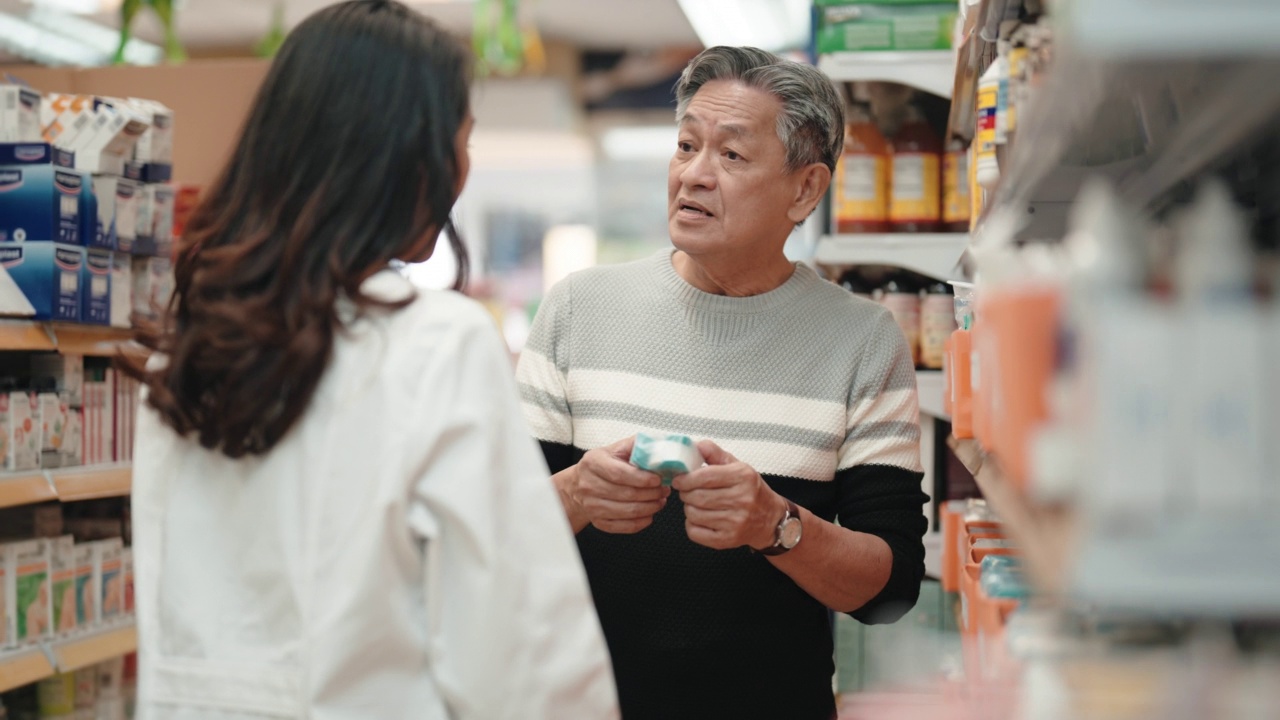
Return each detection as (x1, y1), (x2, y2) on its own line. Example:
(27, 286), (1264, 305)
(0, 158), (83, 244)
(81, 248), (112, 326)
(7, 539), (52, 644)
(61, 405), (82, 468)
(113, 178), (140, 254)
(132, 256), (172, 318)
(817, 4), (956, 53)
(0, 544), (10, 648)
(134, 183), (174, 256)
(38, 390), (65, 469)
(30, 354), (84, 407)
(72, 543), (93, 628)
(110, 252), (133, 328)
(6, 390), (41, 472)
(92, 538), (124, 625)
(0, 86), (42, 143)
(49, 536), (76, 635)
(129, 99), (173, 165)
(0, 243), (84, 321)
(90, 176), (119, 251)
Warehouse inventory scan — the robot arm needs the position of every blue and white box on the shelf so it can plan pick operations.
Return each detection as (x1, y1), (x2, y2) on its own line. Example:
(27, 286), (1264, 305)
(0, 242), (83, 321)
(0, 143), (84, 245)
(89, 176), (119, 250)
(81, 248), (111, 325)
(113, 178), (139, 254)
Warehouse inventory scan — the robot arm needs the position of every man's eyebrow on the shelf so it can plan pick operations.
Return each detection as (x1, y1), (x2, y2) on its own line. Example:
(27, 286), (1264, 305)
(680, 112), (748, 138)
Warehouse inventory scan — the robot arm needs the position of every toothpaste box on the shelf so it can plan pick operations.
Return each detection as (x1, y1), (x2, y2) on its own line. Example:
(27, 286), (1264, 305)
(6, 391), (40, 472)
(110, 252), (132, 328)
(0, 86), (42, 143)
(113, 178), (140, 254)
(0, 242), (84, 321)
(0, 153), (83, 245)
(90, 175), (119, 250)
(6, 539), (52, 644)
(81, 248), (112, 325)
(49, 535), (76, 635)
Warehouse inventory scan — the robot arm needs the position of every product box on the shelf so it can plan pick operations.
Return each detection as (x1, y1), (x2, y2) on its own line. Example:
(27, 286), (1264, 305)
(114, 178), (140, 254)
(38, 389), (65, 469)
(0, 142), (73, 168)
(90, 175), (119, 250)
(0, 242), (84, 321)
(121, 547), (133, 614)
(0, 85), (42, 143)
(49, 535), (77, 635)
(76, 100), (149, 176)
(134, 183), (174, 256)
(130, 99), (173, 165)
(132, 256), (173, 318)
(6, 390), (40, 472)
(0, 545), (10, 648)
(110, 252), (133, 328)
(30, 354), (84, 407)
(45, 107), (97, 153)
(61, 405), (82, 468)
(816, 4), (956, 53)
(0, 161), (83, 244)
(37, 671), (77, 716)
(7, 539), (52, 643)
(81, 248), (112, 325)
(93, 538), (124, 624)
(72, 542), (94, 627)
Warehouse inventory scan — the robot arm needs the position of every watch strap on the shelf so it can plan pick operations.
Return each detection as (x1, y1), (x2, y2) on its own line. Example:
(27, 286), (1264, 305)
(757, 499), (800, 556)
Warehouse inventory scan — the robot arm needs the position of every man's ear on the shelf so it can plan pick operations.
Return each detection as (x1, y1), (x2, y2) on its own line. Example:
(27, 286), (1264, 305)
(787, 163), (832, 225)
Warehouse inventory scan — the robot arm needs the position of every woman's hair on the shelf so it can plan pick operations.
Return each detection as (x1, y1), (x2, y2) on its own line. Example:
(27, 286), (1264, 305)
(128, 0), (473, 458)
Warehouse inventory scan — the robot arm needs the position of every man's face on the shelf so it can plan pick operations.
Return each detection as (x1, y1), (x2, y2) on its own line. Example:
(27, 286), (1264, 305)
(668, 80), (801, 258)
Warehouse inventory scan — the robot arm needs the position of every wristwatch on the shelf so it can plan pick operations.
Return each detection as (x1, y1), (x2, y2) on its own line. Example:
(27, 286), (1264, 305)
(757, 499), (802, 556)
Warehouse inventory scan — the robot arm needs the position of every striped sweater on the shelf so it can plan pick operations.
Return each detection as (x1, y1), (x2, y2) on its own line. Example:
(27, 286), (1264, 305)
(516, 250), (928, 720)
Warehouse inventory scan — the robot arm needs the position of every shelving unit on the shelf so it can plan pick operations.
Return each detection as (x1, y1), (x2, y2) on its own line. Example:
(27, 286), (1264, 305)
(815, 234), (968, 281)
(0, 321), (132, 357)
(0, 620), (137, 692)
(0, 465), (132, 510)
(818, 50), (957, 98)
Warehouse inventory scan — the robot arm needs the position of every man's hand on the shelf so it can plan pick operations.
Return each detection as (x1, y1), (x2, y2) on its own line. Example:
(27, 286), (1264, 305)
(672, 440), (787, 551)
(558, 436), (671, 534)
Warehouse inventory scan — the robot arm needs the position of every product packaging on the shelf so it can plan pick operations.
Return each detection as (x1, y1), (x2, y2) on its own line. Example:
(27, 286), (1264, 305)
(30, 354), (84, 408)
(37, 386), (65, 469)
(73, 542), (94, 628)
(881, 274), (921, 366)
(889, 104), (942, 232)
(0, 243), (84, 321)
(8, 539), (52, 644)
(75, 665), (99, 716)
(132, 256), (173, 319)
(834, 101), (889, 233)
(133, 183), (175, 257)
(121, 547), (133, 615)
(93, 538), (124, 625)
(0, 148), (82, 245)
(36, 671), (76, 717)
(90, 176), (120, 251)
(817, 4), (957, 53)
(113, 178), (140, 254)
(0, 543), (11, 649)
(0, 85), (43, 143)
(7, 390), (41, 472)
(81, 248), (112, 326)
(630, 432), (704, 486)
(975, 59), (1000, 189)
(48, 536), (76, 635)
(109, 252), (133, 329)
(61, 404), (82, 468)
(920, 282), (955, 370)
(943, 139), (970, 231)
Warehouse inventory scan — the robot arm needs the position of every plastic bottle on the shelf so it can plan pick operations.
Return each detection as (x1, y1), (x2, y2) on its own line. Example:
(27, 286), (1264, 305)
(975, 56), (1001, 189)
(949, 281), (975, 438)
(881, 273), (922, 367)
(920, 281), (955, 370)
(889, 104), (942, 233)
(833, 101), (890, 234)
(943, 138), (971, 232)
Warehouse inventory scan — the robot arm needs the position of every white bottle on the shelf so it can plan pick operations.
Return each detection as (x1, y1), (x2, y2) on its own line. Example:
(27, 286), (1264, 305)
(975, 55), (1001, 189)
(994, 40), (1012, 148)
(1175, 180), (1266, 515)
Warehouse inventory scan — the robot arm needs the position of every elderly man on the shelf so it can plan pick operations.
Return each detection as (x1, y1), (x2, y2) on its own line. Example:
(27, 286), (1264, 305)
(516, 46), (927, 720)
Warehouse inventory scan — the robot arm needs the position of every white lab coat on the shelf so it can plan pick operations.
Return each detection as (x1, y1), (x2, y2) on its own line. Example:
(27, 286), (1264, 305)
(131, 270), (619, 720)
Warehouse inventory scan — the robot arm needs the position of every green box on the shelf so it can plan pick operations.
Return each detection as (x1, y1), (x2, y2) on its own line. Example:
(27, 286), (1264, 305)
(816, 4), (957, 53)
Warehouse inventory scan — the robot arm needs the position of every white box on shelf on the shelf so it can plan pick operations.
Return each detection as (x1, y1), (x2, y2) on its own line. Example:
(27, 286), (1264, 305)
(1, 85), (43, 143)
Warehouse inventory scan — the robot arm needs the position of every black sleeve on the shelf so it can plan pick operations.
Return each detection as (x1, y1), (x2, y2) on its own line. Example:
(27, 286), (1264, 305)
(539, 439), (585, 475)
(834, 463), (929, 624)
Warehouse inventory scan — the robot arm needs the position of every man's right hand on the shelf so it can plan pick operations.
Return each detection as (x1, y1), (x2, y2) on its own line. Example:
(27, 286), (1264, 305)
(553, 436), (671, 534)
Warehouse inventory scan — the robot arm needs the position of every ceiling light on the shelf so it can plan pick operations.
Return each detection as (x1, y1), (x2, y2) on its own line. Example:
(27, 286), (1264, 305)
(676, 0), (811, 53)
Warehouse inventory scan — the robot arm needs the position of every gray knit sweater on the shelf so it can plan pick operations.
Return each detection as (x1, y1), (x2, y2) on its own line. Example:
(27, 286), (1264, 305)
(515, 249), (928, 720)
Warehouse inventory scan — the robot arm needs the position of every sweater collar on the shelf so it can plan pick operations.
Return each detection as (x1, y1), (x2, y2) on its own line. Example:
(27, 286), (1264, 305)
(652, 248), (817, 316)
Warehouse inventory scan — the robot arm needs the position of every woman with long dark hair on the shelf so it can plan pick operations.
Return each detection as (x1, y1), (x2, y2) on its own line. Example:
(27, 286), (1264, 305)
(127, 3), (618, 717)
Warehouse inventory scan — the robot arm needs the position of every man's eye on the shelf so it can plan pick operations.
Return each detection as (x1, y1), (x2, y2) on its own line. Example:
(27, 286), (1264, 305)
(678, 142), (694, 152)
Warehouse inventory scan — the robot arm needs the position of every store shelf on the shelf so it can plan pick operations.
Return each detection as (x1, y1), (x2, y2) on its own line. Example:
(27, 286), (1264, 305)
(815, 234), (968, 280)
(0, 646), (56, 693)
(818, 50), (957, 98)
(0, 321), (133, 356)
(50, 623), (137, 673)
(0, 465), (132, 509)
(0, 471), (58, 509)
(0, 320), (56, 352)
(916, 370), (947, 420)
(50, 464), (132, 502)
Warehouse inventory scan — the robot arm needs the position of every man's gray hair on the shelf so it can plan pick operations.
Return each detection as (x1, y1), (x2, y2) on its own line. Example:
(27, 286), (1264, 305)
(674, 46), (845, 173)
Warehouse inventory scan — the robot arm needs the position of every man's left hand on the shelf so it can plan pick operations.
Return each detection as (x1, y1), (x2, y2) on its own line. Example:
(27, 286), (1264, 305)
(672, 440), (787, 551)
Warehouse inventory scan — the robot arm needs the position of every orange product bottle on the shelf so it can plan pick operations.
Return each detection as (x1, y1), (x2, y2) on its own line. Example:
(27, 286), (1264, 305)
(889, 104), (942, 233)
(951, 327), (973, 439)
(943, 138), (971, 232)
(833, 101), (890, 233)
(880, 273), (921, 367)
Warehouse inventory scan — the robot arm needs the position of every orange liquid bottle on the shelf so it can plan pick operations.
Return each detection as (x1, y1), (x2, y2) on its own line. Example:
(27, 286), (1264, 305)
(833, 101), (890, 234)
(951, 327), (973, 439)
(890, 104), (942, 233)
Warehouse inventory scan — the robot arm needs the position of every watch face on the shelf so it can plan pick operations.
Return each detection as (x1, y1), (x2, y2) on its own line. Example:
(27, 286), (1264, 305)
(780, 517), (802, 548)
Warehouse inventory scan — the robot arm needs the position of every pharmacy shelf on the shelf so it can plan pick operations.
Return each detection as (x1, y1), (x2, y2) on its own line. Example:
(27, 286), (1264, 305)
(815, 234), (968, 280)
(916, 370), (947, 420)
(0, 646), (56, 693)
(818, 51), (957, 98)
(0, 320), (132, 356)
(0, 465), (132, 509)
(50, 464), (132, 502)
(51, 622), (137, 673)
